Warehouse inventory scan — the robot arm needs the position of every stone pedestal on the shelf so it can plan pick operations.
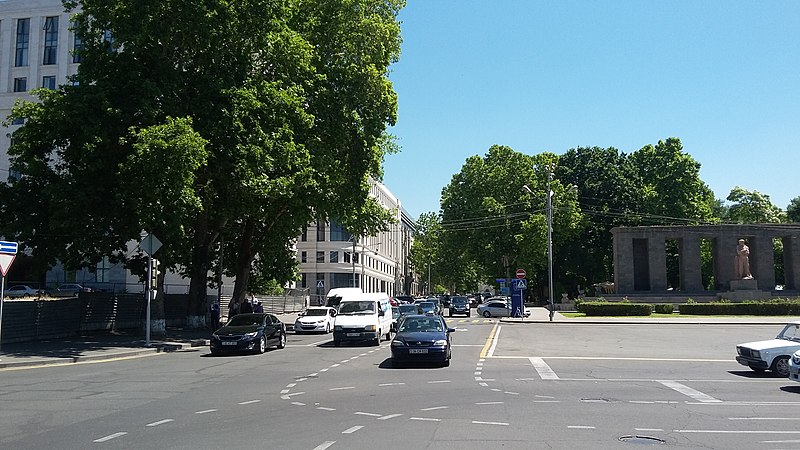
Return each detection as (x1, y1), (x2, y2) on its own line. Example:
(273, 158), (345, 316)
(730, 278), (758, 291)
(718, 278), (771, 301)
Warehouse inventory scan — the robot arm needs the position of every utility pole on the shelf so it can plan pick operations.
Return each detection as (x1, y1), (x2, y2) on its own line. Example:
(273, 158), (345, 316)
(546, 167), (554, 322)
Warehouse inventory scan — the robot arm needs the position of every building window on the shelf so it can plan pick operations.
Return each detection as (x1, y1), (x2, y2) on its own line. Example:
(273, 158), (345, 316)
(329, 221), (352, 241)
(43, 16), (59, 65)
(42, 76), (56, 90)
(301, 251), (307, 263)
(13, 78), (27, 92)
(11, 118), (24, 125)
(316, 220), (326, 242)
(72, 21), (83, 63)
(102, 29), (114, 52)
(344, 252), (351, 264)
(329, 251), (338, 263)
(316, 251), (324, 263)
(300, 273), (307, 289)
(15, 18), (30, 67)
(301, 226), (307, 242)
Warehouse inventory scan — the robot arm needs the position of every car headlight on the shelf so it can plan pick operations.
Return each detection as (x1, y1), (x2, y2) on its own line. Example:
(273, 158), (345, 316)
(244, 332), (258, 338)
(792, 353), (800, 364)
(751, 350), (760, 358)
(364, 325), (376, 332)
(316, 319), (325, 323)
(433, 339), (448, 346)
(391, 340), (405, 347)
(334, 325), (343, 331)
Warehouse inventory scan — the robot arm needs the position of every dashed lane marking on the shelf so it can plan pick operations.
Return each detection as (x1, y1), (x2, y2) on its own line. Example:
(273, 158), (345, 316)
(330, 386), (355, 391)
(427, 380), (451, 384)
(195, 409), (216, 415)
(677, 430), (800, 434)
(472, 421), (509, 426)
(291, 402), (306, 406)
(354, 412), (382, 417)
(239, 400), (262, 405)
(307, 339), (330, 347)
(636, 428), (665, 432)
(378, 414), (403, 420)
(145, 419), (173, 427)
(379, 382), (405, 387)
(284, 392), (305, 398)
(529, 357), (559, 380)
(476, 401), (503, 405)
(342, 426), (363, 434)
(410, 417), (441, 422)
(729, 417), (800, 421)
(317, 407), (336, 411)
(313, 441), (336, 450)
(568, 426), (595, 429)
(94, 432), (127, 443)
(657, 380), (721, 403)
(420, 406), (448, 411)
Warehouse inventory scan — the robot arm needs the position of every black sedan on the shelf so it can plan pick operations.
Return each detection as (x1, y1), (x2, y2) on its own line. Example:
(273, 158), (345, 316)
(390, 315), (454, 367)
(448, 296), (470, 317)
(210, 313), (286, 355)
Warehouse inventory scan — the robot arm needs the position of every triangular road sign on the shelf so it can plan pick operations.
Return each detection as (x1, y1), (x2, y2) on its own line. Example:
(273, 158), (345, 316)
(0, 253), (16, 276)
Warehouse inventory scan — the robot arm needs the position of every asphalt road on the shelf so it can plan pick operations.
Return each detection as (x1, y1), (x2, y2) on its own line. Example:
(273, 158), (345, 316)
(1, 317), (799, 449)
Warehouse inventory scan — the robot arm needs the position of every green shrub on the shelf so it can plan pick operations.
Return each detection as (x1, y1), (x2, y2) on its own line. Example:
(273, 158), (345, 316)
(577, 301), (653, 316)
(679, 299), (800, 315)
(653, 304), (674, 314)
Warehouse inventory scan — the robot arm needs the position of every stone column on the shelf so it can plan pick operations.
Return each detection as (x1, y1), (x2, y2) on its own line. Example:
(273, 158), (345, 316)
(613, 232), (635, 294)
(713, 235), (737, 291)
(750, 235), (775, 291)
(648, 236), (667, 292)
(680, 236), (703, 292)
(783, 236), (800, 290)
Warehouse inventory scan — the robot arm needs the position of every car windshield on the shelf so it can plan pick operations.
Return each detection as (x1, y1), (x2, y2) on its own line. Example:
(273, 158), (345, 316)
(399, 305), (417, 314)
(304, 309), (327, 316)
(777, 324), (800, 342)
(399, 317), (444, 333)
(452, 297), (467, 305)
(338, 301), (375, 315)
(419, 302), (435, 312)
(227, 314), (262, 326)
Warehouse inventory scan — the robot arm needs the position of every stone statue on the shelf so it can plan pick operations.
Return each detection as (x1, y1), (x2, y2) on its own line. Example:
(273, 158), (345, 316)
(735, 239), (753, 279)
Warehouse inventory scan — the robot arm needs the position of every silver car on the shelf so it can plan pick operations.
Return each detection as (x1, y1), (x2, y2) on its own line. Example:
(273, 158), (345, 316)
(477, 297), (530, 318)
(789, 350), (800, 383)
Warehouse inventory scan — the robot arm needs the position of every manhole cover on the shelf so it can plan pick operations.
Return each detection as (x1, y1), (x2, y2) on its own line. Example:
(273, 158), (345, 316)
(619, 435), (665, 445)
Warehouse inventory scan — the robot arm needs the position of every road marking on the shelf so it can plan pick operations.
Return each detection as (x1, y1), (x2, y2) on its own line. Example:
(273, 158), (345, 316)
(657, 380), (721, 403)
(688, 401), (800, 406)
(281, 395), (290, 400)
(474, 371), (482, 375)
(427, 380), (451, 384)
(533, 400), (560, 403)
(491, 355), (732, 362)
(355, 412), (382, 417)
(378, 414), (403, 420)
(536, 395), (555, 399)
(340, 360), (351, 363)
(286, 383), (297, 388)
(729, 417), (800, 421)
(453, 344), (483, 347)
(479, 382), (488, 386)
(94, 432), (127, 442)
(330, 386), (355, 391)
(284, 392), (305, 398)
(342, 426), (363, 434)
(308, 339), (330, 347)
(379, 382), (405, 387)
(636, 428), (664, 432)
(360, 353), (368, 356)
(313, 441), (336, 450)
(308, 373), (319, 377)
(421, 406), (448, 411)
(410, 417), (441, 422)
(762, 440), (800, 444)
(280, 389), (290, 394)
(677, 430), (800, 434)
(472, 420), (509, 426)
(146, 419), (174, 427)
(476, 401), (504, 405)
(568, 426), (596, 429)
(239, 400), (262, 405)
(491, 388), (501, 392)
(291, 402), (305, 406)
(480, 322), (500, 358)
(317, 407), (336, 411)
(487, 325), (501, 357)
(195, 409), (216, 414)
(330, 364), (341, 368)
(529, 357), (559, 380)
(296, 377), (308, 382)
(320, 368), (329, 372)
(504, 391), (519, 395)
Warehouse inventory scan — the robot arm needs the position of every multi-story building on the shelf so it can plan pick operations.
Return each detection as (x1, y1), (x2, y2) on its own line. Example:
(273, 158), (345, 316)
(296, 179), (418, 304)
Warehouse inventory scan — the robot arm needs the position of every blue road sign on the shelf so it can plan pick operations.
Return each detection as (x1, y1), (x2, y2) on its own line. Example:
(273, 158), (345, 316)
(0, 241), (18, 254)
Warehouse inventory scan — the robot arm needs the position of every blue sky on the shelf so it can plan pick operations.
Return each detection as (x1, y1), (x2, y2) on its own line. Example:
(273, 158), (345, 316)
(382, 1), (800, 220)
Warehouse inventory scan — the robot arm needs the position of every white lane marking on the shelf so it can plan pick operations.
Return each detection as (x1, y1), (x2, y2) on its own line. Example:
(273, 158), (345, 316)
(472, 420), (509, 426)
(296, 377), (308, 382)
(342, 426), (363, 434)
(340, 360), (351, 363)
(308, 339), (330, 347)
(453, 344), (483, 347)
(280, 389), (290, 394)
(195, 409), (216, 415)
(635, 428), (664, 432)
(280, 395), (290, 400)
(427, 380), (451, 384)
(504, 391), (519, 395)
(677, 430), (800, 434)
(410, 417), (441, 422)
(313, 441), (336, 450)
(568, 426), (596, 429)
(330, 364), (341, 368)
(285, 392), (305, 398)
(146, 419), (174, 427)
(291, 402), (306, 406)
(762, 440), (800, 444)
(536, 395), (556, 399)
(94, 432), (127, 442)
(490, 388), (501, 392)
(378, 413), (403, 420)
(239, 400), (261, 405)
(688, 401), (800, 406)
(351, 356), (359, 359)
(286, 383), (297, 388)
(354, 412), (382, 417)
(320, 368), (329, 372)
(729, 417), (800, 421)
(317, 407), (336, 411)
(379, 382), (405, 387)
(658, 380), (721, 403)
(479, 358), (485, 362)
(533, 400), (560, 403)
(529, 357), (559, 380)
(487, 325), (501, 357)
(479, 382), (488, 387)
(308, 373), (319, 377)
(474, 371), (482, 375)
(476, 401), (504, 405)
(492, 355), (732, 362)
(516, 378), (537, 381)
(330, 386), (355, 391)
(420, 406), (448, 411)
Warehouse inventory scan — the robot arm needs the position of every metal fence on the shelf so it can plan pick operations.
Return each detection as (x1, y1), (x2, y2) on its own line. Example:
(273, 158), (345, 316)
(221, 289), (310, 319)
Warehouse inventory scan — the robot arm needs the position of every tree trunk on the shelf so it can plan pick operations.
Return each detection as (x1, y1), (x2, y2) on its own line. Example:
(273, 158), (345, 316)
(231, 218), (257, 305)
(187, 211), (215, 329)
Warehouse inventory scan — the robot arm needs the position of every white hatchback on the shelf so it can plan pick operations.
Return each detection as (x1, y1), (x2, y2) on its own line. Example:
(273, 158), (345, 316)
(294, 307), (337, 333)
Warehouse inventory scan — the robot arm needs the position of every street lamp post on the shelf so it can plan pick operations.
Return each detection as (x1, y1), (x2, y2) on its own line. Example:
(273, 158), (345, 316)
(545, 169), (554, 322)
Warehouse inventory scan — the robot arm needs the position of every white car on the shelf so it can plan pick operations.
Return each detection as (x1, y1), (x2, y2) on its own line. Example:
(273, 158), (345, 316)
(476, 297), (530, 318)
(5, 285), (41, 298)
(789, 350), (800, 383)
(294, 307), (337, 333)
(735, 321), (800, 377)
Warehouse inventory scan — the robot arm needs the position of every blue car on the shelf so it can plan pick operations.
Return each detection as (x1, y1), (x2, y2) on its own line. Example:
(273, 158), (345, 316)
(390, 315), (454, 367)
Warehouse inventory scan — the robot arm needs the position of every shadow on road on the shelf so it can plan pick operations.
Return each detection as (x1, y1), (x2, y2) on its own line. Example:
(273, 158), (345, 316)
(727, 370), (786, 378)
(779, 385), (800, 394)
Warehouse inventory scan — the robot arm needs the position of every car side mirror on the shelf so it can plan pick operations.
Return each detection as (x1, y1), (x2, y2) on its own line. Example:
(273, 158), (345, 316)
(447, 328), (456, 333)
(378, 309), (385, 317)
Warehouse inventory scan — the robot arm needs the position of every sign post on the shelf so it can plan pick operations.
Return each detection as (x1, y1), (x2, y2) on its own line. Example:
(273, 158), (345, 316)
(0, 241), (19, 352)
(511, 277), (527, 319)
(139, 234), (162, 347)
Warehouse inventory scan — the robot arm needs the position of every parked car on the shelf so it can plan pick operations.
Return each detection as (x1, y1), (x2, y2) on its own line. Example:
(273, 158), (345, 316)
(417, 301), (437, 316)
(391, 306), (401, 332)
(390, 314), (454, 367)
(48, 284), (92, 297)
(398, 303), (422, 317)
(393, 295), (415, 304)
(477, 297), (530, 318)
(5, 285), (42, 298)
(735, 321), (800, 377)
(294, 306), (337, 333)
(448, 296), (470, 317)
(210, 313), (286, 355)
(789, 350), (800, 383)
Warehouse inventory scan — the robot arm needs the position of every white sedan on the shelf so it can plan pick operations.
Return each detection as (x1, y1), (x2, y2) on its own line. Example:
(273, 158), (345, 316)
(5, 285), (41, 298)
(294, 307), (337, 333)
(789, 350), (800, 383)
(476, 298), (530, 318)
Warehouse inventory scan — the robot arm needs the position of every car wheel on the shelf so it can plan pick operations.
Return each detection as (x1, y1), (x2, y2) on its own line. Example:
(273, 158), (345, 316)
(483, 310), (491, 318)
(466, 312), (470, 317)
(333, 339), (341, 347)
(772, 356), (790, 377)
(442, 359), (450, 367)
(373, 331), (381, 346)
(277, 332), (286, 349)
(749, 365), (766, 373)
(258, 336), (267, 354)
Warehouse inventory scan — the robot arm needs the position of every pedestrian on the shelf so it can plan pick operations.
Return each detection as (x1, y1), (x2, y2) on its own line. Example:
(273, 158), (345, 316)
(253, 299), (264, 313)
(228, 298), (240, 320)
(210, 302), (220, 331)
(240, 298), (253, 314)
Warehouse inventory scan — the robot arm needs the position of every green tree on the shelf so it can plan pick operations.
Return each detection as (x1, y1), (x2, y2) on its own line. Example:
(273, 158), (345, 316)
(788, 197), (800, 223)
(725, 187), (787, 223)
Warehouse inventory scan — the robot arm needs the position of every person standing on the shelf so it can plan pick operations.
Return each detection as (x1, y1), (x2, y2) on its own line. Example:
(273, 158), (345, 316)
(253, 300), (263, 314)
(240, 298), (253, 314)
(735, 239), (752, 279)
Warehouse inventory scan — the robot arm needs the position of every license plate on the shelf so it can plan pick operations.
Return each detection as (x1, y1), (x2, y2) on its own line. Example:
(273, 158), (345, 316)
(346, 333), (360, 337)
(409, 348), (428, 354)
(222, 341), (238, 346)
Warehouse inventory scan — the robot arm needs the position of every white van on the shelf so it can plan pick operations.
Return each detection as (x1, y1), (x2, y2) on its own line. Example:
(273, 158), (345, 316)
(325, 287), (364, 309)
(333, 292), (393, 346)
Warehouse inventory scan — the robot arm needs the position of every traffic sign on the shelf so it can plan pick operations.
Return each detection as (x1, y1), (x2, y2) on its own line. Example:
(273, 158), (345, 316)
(0, 241), (18, 254)
(515, 268), (526, 279)
(513, 278), (527, 290)
(140, 233), (162, 256)
(0, 253), (16, 276)
(316, 280), (324, 289)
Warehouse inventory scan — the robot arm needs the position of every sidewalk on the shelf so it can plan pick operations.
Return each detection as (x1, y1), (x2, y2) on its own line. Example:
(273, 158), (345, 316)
(1, 311), (793, 370)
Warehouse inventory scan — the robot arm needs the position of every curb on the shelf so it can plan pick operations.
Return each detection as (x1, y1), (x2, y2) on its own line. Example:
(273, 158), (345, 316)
(497, 318), (789, 326)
